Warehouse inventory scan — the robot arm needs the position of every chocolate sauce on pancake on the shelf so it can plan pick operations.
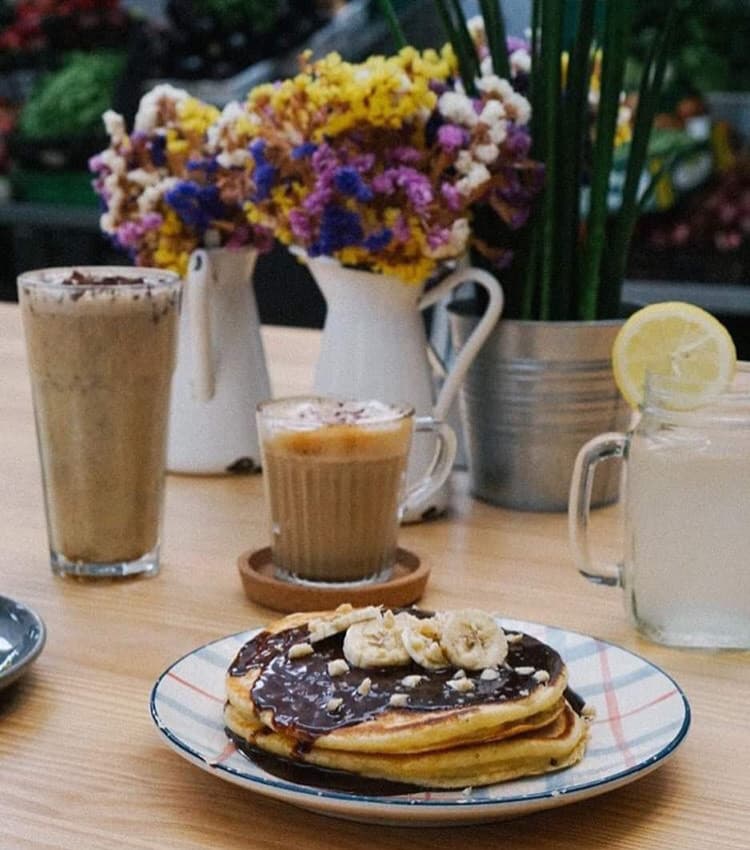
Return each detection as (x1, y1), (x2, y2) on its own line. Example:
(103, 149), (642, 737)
(225, 731), (425, 795)
(229, 618), (565, 741)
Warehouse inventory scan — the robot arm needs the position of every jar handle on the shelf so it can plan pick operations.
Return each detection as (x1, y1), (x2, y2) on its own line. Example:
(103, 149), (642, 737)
(568, 433), (627, 587)
(186, 249), (215, 402)
(418, 267), (503, 420)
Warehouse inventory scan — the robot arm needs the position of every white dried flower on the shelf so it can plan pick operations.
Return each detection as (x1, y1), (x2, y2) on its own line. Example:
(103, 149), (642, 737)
(102, 110), (126, 144)
(466, 15), (486, 41)
(480, 99), (506, 125)
(506, 92), (531, 126)
(510, 49), (532, 75)
(438, 91), (478, 127)
(456, 163), (491, 196)
(217, 149), (250, 168)
(477, 75), (515, 101)
(134, 84), (189, 133)
(455, 150), (474, 175)
(474, 143), (500, 164)
(487, 121), (508, 145)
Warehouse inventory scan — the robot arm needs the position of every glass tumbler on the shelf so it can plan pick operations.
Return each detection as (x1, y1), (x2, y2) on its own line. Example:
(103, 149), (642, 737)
(18, 266), (182, 578)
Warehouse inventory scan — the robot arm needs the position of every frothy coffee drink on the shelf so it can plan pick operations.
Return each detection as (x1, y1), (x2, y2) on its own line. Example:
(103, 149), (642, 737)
(259, 399), (413, 583)
(19, 269), (180, 574)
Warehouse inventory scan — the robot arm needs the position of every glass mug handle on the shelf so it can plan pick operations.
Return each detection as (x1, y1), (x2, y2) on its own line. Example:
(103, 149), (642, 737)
(401, 416), (457, 519)
(568, 433), (628, 587)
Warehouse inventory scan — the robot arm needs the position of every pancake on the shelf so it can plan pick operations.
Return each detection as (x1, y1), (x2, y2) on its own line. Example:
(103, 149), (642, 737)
(224, 605), (591, 789)
(224, 701), (588, 789)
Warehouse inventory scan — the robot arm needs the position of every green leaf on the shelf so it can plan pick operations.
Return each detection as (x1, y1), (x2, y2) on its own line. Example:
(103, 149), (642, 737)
(478, 0), (510, 79)
(374, 0), (407, 49)
(578, 1), (633, 320)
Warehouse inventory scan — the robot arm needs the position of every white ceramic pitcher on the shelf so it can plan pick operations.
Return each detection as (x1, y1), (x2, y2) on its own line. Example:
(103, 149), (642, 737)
(167, 246), (271, 474)
(305, 255), (504, 522)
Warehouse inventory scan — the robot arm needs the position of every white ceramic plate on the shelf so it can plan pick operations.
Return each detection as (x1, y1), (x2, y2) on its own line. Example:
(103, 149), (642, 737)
(150, 619), (690, 826)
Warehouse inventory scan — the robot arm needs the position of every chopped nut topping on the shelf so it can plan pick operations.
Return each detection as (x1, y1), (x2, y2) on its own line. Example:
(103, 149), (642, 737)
(582, 703), (597, 721)
(401, 674), (425, 689)
(514, 666), (535, 676)
(288, 642), (314, 660)
(506, 632), (524, 644)
(327, 658), (350, 677)
(447, 677), (475, 693)
(533, 669), (550, 684)
(480, 668), (500, 681)
(357, 677), (372, 696)
(325, 697), (343, 713)
(389, 693), (409, 708)
(452, 669), (467, 680)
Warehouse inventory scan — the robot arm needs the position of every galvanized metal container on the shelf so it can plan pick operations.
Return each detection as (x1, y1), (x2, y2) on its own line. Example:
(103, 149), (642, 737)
(448, 305), (630, 511)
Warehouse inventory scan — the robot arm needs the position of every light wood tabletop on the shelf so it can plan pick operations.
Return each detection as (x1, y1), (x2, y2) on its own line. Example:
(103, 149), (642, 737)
(0, 300), (747, 849)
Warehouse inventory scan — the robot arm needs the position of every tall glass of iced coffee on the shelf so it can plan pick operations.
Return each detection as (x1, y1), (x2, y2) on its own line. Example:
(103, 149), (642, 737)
(18, 267), (182, 578)
(257, 397), (456, 585)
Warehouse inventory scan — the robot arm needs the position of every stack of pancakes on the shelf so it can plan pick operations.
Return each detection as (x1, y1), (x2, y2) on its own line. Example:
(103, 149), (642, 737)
(224, 605), (591, 789)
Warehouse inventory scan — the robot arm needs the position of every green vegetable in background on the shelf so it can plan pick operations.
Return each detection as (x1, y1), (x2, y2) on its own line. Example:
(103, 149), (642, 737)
(19, 51), (125, 141)
(194, 0), (282, 32)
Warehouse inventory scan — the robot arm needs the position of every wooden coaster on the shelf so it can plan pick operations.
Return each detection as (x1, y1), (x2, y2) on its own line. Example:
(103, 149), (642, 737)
(237, 547), (429, 613)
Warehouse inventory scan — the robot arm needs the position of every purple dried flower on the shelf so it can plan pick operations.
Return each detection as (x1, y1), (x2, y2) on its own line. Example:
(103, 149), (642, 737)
(363, 228), (393, 251)
(334, 167), (373, 202)
(292, 142), (317, 159)
(309, 205), (364, 256)
(437, 124), (467, 152)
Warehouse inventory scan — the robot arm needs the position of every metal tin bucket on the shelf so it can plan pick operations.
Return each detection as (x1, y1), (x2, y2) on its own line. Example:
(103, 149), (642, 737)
(448, 304), (629, 511)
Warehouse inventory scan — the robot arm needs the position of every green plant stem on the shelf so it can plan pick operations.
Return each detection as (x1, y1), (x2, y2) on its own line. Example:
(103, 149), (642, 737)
(558, 0), (595, 320)
(434, 0), (478, 93)
(538, 0), (562, 320)
(478, 0), (510, 79)
(605, 1), (680, 311)
(578, 1), (632, 320)
(447, 0), (480, 88)
(374, 0), (407, 48)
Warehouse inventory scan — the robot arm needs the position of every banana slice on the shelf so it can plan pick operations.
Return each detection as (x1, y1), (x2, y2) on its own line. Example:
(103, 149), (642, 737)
(438, 609), (508, 670)
(308, 604), (381, 643)
(343, 610), (410, 668)
(401, 615), (450, 670)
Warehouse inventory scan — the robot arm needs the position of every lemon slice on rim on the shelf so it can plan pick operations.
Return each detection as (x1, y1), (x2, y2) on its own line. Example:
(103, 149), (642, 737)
(612, 301), (737, 409)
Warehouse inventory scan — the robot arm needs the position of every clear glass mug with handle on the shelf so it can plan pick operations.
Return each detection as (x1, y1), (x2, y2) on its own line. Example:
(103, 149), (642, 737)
(569, 365), (750, 649)
(257, 396), (457, 586)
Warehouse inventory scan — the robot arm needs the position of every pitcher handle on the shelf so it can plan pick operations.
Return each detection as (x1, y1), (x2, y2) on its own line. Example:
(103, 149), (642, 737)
(418, 266), (503, 419)
(186, 249), (215, 402)
(568, 433), (627, 587)
(401, 416), (457, 519)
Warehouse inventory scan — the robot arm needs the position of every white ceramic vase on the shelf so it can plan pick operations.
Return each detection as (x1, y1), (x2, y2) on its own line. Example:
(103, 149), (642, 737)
(305, 255), (503, 522)
(167, 246), (271, 474)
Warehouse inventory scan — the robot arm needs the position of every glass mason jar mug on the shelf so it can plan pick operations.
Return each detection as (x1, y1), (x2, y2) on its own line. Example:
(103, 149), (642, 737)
(569, 365), (750, 649)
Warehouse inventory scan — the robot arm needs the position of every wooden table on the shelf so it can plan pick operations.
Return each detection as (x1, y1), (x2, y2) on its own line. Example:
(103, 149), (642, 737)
(0, 301), (747, 848)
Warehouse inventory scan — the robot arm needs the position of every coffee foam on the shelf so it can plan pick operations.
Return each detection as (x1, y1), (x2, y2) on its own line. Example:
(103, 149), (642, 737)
(265, 398), (407, 428)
